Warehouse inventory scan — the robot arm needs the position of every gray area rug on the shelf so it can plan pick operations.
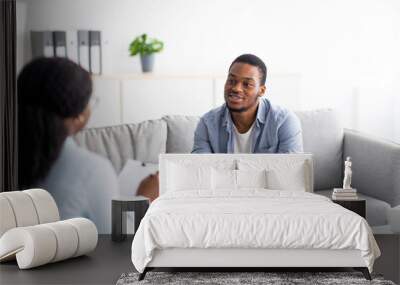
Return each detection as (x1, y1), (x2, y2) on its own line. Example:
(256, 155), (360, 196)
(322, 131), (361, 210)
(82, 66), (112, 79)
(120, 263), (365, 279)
(116, 271), (396, 285)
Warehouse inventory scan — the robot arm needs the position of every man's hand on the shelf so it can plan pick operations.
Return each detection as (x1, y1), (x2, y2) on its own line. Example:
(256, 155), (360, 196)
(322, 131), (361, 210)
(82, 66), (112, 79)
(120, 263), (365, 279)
(137, 172), (159, 202)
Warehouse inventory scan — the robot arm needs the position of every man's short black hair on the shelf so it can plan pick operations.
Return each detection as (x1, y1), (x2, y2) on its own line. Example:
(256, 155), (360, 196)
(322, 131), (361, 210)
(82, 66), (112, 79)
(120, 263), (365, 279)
(229, 54), (267, 85)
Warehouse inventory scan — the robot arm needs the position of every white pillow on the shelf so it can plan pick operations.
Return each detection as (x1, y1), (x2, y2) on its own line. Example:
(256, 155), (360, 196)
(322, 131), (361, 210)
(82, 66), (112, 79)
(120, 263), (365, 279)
(211, 169), (268, 190)
(237, 169), (268, 189)
(266, 162), (307, 191)
(118, 159), (158, 196)
(166, 162), (211, 191)
(237, 159), (309, 192)
(211, 168), (236, 190)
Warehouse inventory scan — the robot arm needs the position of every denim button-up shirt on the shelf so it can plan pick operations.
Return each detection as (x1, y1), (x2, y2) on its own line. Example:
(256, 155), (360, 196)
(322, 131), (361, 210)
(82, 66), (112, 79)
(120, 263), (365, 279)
(192, 97), (303, 153)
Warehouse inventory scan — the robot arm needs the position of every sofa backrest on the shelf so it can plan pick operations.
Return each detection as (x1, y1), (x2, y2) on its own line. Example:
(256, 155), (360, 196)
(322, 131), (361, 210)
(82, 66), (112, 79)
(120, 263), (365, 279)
(163, 110), (343, 191)
(74, 109), (343, 191)
(295, 110), (343, 190)
(163, 115), (200, 154)
(74, 119), (167, 173)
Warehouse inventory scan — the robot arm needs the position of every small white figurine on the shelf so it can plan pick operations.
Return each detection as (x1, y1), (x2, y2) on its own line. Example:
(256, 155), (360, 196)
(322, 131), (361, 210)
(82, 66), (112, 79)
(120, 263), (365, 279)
(343, 156), (352, 189)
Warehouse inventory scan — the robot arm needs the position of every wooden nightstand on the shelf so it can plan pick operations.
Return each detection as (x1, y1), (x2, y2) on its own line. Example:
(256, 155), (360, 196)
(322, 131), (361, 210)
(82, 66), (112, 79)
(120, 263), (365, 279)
(332, 198), (366, 218)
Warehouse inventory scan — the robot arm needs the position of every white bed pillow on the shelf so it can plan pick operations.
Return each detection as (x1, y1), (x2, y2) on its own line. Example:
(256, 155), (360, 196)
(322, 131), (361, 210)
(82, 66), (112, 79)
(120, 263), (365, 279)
(211, 169), (268, 191)
(238, 159), (308, 192)
(166, 162), (212, 191)
(211, 169), (236, 190)
(266, 163), (307, 191)
(236, 169), (268, 189)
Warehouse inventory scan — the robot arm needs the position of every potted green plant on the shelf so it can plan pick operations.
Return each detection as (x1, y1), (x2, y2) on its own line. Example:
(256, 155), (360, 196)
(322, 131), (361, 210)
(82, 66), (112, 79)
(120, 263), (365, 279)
(129, 34), (164, 73)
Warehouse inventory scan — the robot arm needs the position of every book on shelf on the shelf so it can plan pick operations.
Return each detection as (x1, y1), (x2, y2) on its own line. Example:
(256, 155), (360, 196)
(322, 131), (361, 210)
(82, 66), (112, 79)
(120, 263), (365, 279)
(332, 192), (358, 197)
(332, 197), (359, 200)
(332, 194), (359, 200)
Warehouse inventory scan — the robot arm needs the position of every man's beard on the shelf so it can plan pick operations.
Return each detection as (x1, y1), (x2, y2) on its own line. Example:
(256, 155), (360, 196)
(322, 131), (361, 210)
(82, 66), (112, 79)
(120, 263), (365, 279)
(226, 96), (259, 113)
(227, 106), (248, 113)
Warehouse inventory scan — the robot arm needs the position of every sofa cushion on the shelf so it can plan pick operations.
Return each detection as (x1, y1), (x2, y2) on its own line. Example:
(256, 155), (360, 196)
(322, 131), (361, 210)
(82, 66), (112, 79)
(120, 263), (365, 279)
(316, 189), (390, 226)
(74, 119), (167, 172)
(295, 109), (343, 190)
(163, 115), (200, 153)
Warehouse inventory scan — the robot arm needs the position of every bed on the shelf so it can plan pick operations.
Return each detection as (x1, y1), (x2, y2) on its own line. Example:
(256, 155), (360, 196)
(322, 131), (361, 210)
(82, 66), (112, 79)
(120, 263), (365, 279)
(131, 154), (380, 280)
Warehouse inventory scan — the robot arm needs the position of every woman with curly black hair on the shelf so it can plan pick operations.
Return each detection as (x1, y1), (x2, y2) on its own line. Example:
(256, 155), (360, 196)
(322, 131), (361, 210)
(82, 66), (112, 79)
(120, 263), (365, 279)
(18, 57), (117, 233)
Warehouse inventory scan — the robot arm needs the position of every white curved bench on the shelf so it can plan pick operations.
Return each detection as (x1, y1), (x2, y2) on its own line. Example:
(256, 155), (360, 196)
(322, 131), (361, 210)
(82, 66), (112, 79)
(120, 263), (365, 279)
(0, 189), (98, 269)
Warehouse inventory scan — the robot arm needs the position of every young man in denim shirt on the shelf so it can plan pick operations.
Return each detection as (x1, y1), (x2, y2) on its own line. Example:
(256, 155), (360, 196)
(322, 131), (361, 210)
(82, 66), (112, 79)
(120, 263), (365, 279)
(192, 54), (303, 154)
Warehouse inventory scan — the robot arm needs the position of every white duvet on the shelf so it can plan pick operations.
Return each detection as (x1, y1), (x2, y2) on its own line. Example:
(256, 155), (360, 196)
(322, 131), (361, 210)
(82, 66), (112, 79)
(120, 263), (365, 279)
(131, 190), (380, 273)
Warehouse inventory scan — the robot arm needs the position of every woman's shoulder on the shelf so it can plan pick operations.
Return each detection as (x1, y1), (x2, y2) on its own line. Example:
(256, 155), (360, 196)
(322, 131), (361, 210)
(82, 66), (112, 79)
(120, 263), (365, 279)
(60, 138), (116, 177)
(37, 138), (116, 192)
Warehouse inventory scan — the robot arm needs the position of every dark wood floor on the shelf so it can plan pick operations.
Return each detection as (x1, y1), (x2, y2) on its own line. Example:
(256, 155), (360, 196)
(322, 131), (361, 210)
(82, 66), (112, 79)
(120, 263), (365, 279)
(0, 235), (134, 285)
(1, 234), (398, 284)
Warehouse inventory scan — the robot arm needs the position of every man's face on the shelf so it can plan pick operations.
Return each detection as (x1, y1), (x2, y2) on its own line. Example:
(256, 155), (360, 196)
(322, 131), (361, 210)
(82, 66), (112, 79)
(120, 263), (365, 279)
(224, 62), (265, 113)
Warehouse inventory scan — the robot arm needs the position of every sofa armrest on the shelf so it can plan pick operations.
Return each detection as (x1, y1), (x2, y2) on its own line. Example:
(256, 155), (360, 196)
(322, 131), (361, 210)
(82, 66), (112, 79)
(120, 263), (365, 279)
(343, 129), (400, 207)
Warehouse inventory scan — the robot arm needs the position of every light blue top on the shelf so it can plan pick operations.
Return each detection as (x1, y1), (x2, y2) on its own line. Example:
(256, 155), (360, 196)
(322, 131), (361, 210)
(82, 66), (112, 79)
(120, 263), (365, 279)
(192, 97), (303, 153)
(38, 137), (118, 234)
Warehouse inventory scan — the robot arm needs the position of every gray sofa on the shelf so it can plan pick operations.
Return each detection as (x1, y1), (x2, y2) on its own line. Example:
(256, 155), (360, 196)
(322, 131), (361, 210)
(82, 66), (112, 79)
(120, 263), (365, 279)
(73, 109), (400, 226)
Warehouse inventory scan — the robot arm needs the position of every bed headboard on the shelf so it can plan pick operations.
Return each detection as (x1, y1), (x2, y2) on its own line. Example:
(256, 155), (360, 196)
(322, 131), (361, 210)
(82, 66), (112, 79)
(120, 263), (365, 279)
(159, 154), (314, 194)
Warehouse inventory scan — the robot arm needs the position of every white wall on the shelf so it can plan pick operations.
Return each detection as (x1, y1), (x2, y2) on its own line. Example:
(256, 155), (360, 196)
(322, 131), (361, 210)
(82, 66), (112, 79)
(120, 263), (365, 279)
(17, 0), (400, 142)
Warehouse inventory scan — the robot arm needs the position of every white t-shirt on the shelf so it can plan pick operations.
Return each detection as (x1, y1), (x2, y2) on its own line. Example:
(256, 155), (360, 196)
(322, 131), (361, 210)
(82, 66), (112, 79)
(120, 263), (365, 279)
(233, 122), (255, 153)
